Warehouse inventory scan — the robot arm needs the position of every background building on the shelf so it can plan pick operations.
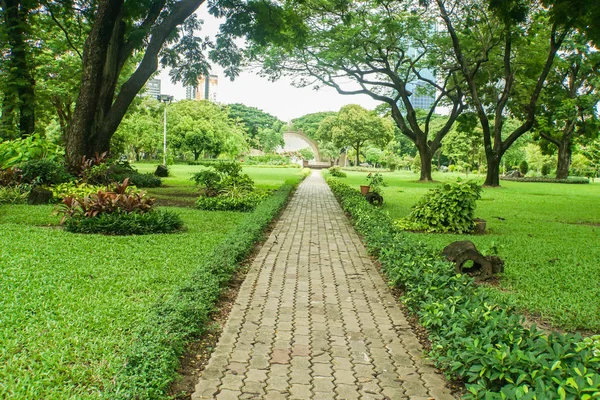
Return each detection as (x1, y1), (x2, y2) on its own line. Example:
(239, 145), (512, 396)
(186, 75), (219, 102)
(145, 79), (161, 98)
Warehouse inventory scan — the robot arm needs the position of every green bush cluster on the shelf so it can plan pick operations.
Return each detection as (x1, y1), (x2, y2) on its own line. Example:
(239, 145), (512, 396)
(111, 178), (302, 399)
(195, 191), (269, 212)
(192, 161), (265, 211)
(328, 166), (347, 177)
(0, 185), (30, 204)
(501, 176), (590, 184)
(63, 209), (183, 235)
(397, 180), (482, 233)
(84, 160), (162, 188)
(19, 159), (72, 185)
(241, 154), (291, 165)
(57, 179), (182, 235)
(326, 176), (600, 399)
(187, 159), (234, 166)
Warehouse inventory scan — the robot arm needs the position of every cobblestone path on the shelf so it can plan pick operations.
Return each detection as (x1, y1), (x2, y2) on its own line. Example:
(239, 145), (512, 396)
(192, 171), (454, 399)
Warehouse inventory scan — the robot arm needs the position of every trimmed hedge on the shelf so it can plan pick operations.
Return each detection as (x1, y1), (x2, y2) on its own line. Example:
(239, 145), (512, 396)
(326, 177), (600, 399)
(109, 176), (304, 399)
(195, 192), (269, 212)
(63, 210), (183, 235)
(501, 176), (589, 184)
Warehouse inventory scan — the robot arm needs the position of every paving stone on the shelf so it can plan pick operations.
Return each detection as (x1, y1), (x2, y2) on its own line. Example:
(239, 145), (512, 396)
(190, 172), (451, 400)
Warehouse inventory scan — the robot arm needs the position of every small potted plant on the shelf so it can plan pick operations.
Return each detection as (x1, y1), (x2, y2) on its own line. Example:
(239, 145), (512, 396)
(362, 172), (385, 195)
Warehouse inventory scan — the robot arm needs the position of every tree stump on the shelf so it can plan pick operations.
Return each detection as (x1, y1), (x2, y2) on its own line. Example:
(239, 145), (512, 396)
(442, 240), (504, 280)
(27, 187), (53, 205)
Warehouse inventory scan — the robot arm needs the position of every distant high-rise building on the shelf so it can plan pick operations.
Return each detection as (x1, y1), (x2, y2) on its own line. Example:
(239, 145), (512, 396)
(185, 86), (197, 100)
(145, 79), (161, 98)
(197, 75), (219, 101)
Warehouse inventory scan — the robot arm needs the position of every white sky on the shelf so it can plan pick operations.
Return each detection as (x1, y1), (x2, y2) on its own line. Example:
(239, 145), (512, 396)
(157, 3), (379, 122)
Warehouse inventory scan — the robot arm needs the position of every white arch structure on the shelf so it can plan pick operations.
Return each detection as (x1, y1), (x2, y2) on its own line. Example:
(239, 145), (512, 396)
(282, 130), (322, 162)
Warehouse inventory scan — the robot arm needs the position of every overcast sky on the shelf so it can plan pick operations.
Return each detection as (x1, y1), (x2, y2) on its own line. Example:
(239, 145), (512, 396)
(157, 3), (379, 122)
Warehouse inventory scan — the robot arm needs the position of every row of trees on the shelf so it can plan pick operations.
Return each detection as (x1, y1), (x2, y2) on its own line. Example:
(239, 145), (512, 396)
(212, 0), (600, 185)
(113, 99), (286, 161)
(1, 0), (598, 185)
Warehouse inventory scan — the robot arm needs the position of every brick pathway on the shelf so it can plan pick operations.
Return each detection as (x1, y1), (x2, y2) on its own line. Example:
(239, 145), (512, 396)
(192, 171), (454, 399)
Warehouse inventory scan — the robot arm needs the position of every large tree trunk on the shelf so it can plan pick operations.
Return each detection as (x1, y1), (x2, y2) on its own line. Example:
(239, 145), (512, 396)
(484, 153), (501, 187)
(1, 0), (35, 138)
(65, 0), (205, 171)
(416, 143), (434, 181)
(556, 141), (572, 179)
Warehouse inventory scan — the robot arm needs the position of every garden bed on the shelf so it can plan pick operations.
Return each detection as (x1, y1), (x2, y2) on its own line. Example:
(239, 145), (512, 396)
(0, 168), (306, 398)
(326, 176), (600, 398)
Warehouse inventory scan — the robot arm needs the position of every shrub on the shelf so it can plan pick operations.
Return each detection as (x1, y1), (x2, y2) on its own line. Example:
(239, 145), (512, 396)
(0, 185), (30, 205)
(191, 169), (223, 196)
(325, 176), (600, 399)
(19, 159), (72, 185)
(0, 134), (64, 169)
(48, 182), (107, 202)
(195, 191), (269, 212)
(63, 209), (183, 235)
(397, 180), (482, 233)
(242, 154), (291, 165)
(541, 164), (551, 176)
(500, 176), (589, 184)
(519, 160), (529, 175)
(116, 172), (161, 188)
(328, 166), (347, 177)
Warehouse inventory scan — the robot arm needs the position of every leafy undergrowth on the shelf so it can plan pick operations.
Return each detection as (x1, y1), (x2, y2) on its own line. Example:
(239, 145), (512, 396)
(331, 170), (600, 331)
(0, 173), (304, 399)
(326, 176), (600, 399)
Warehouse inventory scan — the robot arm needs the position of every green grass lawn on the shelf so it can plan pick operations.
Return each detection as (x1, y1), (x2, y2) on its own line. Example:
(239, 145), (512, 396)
(332, 170), (600, 332)
(0, 165), (303, 398)
(133, 163), (304, 206)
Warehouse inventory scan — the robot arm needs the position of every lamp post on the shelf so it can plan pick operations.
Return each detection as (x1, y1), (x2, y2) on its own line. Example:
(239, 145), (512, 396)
(157, 94), (174, 166)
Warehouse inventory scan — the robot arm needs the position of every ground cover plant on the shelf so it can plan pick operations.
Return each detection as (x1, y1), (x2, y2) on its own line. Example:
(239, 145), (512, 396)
(328, 169), (600, 331)
(0, 165), (306, 398)
(326, 176), (600, 398)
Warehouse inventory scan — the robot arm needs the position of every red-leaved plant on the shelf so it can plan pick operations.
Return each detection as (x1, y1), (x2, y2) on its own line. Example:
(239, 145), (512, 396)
(56, 178), (154, 224)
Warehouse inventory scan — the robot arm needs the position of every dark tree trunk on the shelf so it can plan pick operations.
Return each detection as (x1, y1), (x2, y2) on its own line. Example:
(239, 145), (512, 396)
(484, 153), (501, 187)
(355, 143), (360, 166)
(194, 150), (201, 160)
(1, 0), (35, 137)
(556, 141), (572, 179)
(416, 143), (434, 181)
(65, 0), (205, 171)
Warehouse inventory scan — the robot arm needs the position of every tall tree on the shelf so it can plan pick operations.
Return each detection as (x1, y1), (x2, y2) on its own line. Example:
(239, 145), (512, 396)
(64, 0), (213, 170)
(213, 0), (465, 181)
(434, 0), (575, 186)
(535, 34), (600, 179)
(225, 103), (283, 149)
(0, 0), (36, 138)
(169, 100), (247, 160)
(317, 104), (394, 166)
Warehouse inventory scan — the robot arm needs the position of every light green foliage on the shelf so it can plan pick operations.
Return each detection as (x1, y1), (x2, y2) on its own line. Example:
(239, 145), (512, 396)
(336, 170), (600, 330)
(0, 134), (64, 169)
(0, 185), (30, 204)
(317, 105), (394, 166)
(298, 147), (314, 161)
(328, 166), (347, 178)
(397, 180), (482, 233)
(169, 100), (248, 160)
(225, 103), (284, 149)
(523, 143), (553, 173)
(291, 112), (337, 140)
(112, 98), (162, 160)
(366, 173), (386, 194)
(327, 177), (600, 398)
